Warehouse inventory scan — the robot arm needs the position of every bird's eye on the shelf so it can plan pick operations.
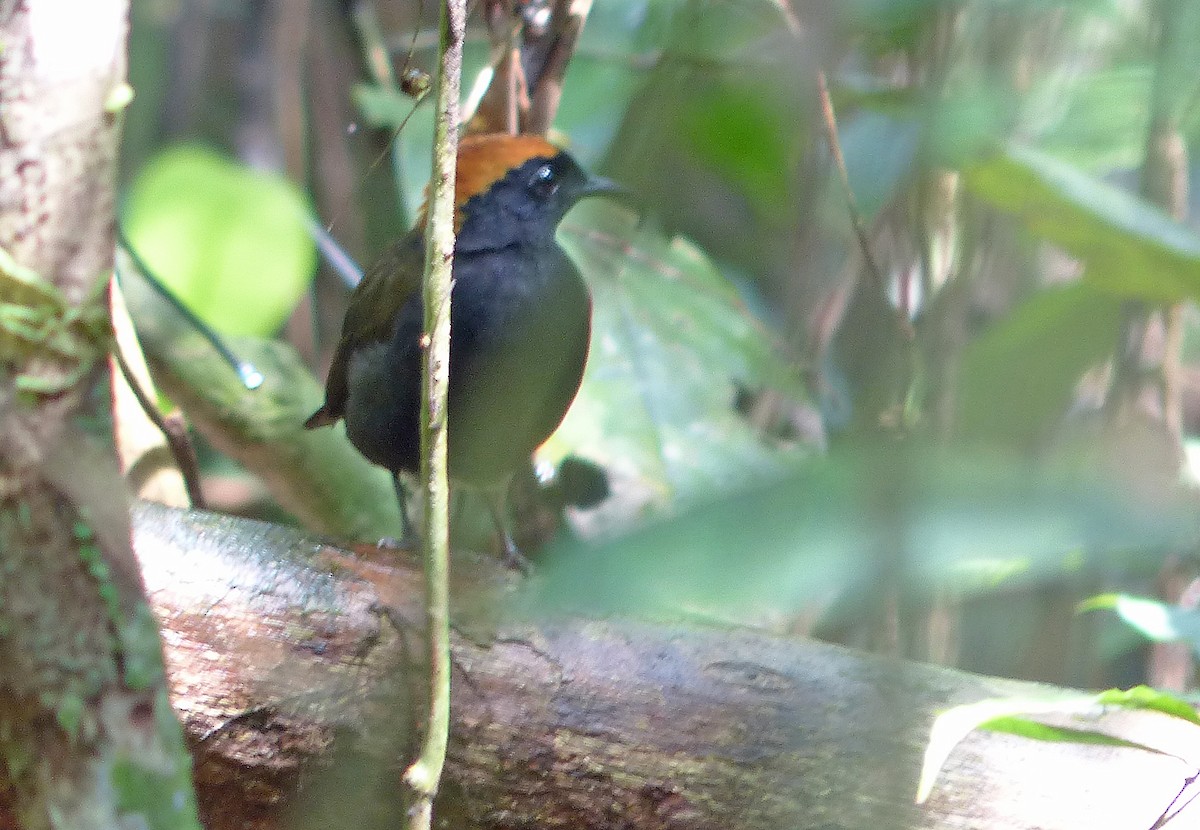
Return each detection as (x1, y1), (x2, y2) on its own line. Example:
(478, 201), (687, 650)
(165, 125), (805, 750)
(528, 163), (559, 199)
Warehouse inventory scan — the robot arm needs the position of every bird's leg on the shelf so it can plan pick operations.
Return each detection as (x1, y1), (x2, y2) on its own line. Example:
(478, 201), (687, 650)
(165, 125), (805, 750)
(381, 471), (419, 550)
(484, 485), (530, 573)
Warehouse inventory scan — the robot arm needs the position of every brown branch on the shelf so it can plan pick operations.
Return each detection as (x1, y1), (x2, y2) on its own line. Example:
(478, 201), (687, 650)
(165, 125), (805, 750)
(526, 0), (593, 135)
(91, 503), (1200, 830)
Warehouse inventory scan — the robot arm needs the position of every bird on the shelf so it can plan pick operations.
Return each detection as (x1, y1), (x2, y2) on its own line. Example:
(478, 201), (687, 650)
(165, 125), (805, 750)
(305, 133), (630, 567)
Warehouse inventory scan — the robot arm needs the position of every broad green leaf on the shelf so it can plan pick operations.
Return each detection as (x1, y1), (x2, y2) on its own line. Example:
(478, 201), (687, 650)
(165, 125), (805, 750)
(958, 282), (1123, 445)
(523, 446), (1193, 619)
(546, 201), (806, 515)
(1095, 685), (1200, 727)
(963, 144), (1200, 303)
(917, 690), (1188, 804)
(1037, 65), (1152, 173)
(124, 146), (315, 337)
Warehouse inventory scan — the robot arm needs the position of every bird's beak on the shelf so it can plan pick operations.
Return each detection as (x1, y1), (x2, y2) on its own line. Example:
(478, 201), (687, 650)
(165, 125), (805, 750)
(581, 174), (644, 219)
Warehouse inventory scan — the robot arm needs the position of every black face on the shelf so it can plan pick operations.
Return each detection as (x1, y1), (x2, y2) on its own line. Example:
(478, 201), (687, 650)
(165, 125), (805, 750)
(457, 152), (601, 250)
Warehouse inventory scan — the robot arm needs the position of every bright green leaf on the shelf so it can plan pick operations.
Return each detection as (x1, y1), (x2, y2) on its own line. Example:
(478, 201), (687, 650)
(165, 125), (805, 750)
(917, 687), (1193, 804)
(1079, 593), (1200, 652)
(124, 146), (316, 337)
(963, 143), (1200, 303)
(919, 694), (1094, 804)
(1095, 685), (1200, 727)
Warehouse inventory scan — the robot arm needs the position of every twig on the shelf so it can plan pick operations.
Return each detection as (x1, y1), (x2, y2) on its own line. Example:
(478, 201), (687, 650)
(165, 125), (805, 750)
(1148, 768), (1200, 830)
(401, 0), (463, 826)
(526, 0), (593, 135)
(817, 74), (882, 300)
(815, 70), (913, 341)
(112, 347), (206, 508)
(350, 0), (427, 231)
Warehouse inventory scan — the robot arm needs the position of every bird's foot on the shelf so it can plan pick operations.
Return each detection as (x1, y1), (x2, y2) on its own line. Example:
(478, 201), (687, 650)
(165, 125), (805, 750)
(377, 534), (418, 552)
(499, 534), (532, 574)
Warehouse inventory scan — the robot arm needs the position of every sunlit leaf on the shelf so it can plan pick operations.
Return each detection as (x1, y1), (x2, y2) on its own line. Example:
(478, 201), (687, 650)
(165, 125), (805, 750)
(124, 146), (315, 337)
(1089, 590), (1200, 662)
(917, 690), (1186, 804)
(1078, 593), (1200, 653)
(1094, 685), (1200, 727)
(963, 144), (1200, 303)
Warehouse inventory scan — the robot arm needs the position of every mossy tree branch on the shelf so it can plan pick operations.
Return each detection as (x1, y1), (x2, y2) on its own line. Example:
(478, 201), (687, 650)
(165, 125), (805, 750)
(0, 3), (200, 829)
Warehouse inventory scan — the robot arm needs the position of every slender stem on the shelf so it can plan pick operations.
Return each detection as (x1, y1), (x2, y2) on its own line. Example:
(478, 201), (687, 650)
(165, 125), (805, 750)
(815, 70), (913, 342)
(350, 0), (416, 229)
(112, 345), (206, 508)
(402, 0), (463, 825)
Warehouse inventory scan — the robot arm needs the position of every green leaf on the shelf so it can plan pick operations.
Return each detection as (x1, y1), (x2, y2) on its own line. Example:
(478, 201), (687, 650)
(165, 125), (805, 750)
(681, 84), (798, 215)
(917, 691), (1186, 804)
(1080, 593), (1200, 656)
(523, 446), (1193, 620)
(547, 201), (805, 513)
(958, 282), (1123, 444)
(963, 144), (1200, 303)
(596, 0), (811, 277)
(1095, 685), (1200, 727)
(1037, 65), (1152, 173)
(124, 146), (316, 337)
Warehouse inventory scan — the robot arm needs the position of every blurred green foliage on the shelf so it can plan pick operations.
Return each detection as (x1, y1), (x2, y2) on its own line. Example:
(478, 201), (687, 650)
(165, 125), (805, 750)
(965, 145), (1200, 303)
(124, 146), (316, 337)
(525, 446), (1196, 621)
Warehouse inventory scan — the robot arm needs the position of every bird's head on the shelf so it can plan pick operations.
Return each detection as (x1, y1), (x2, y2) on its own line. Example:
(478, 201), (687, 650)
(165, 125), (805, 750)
(436, 133), (633, 251)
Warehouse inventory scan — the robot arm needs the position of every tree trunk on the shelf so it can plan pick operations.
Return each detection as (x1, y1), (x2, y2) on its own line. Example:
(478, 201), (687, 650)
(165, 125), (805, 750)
(88, 503), (1200, 830)
(0, 3), (200, 829)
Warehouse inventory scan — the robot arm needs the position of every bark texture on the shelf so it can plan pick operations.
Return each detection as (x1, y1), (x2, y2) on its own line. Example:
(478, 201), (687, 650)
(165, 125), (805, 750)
(0, 3), (199, 828)
(101, 504), (1200, 830)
